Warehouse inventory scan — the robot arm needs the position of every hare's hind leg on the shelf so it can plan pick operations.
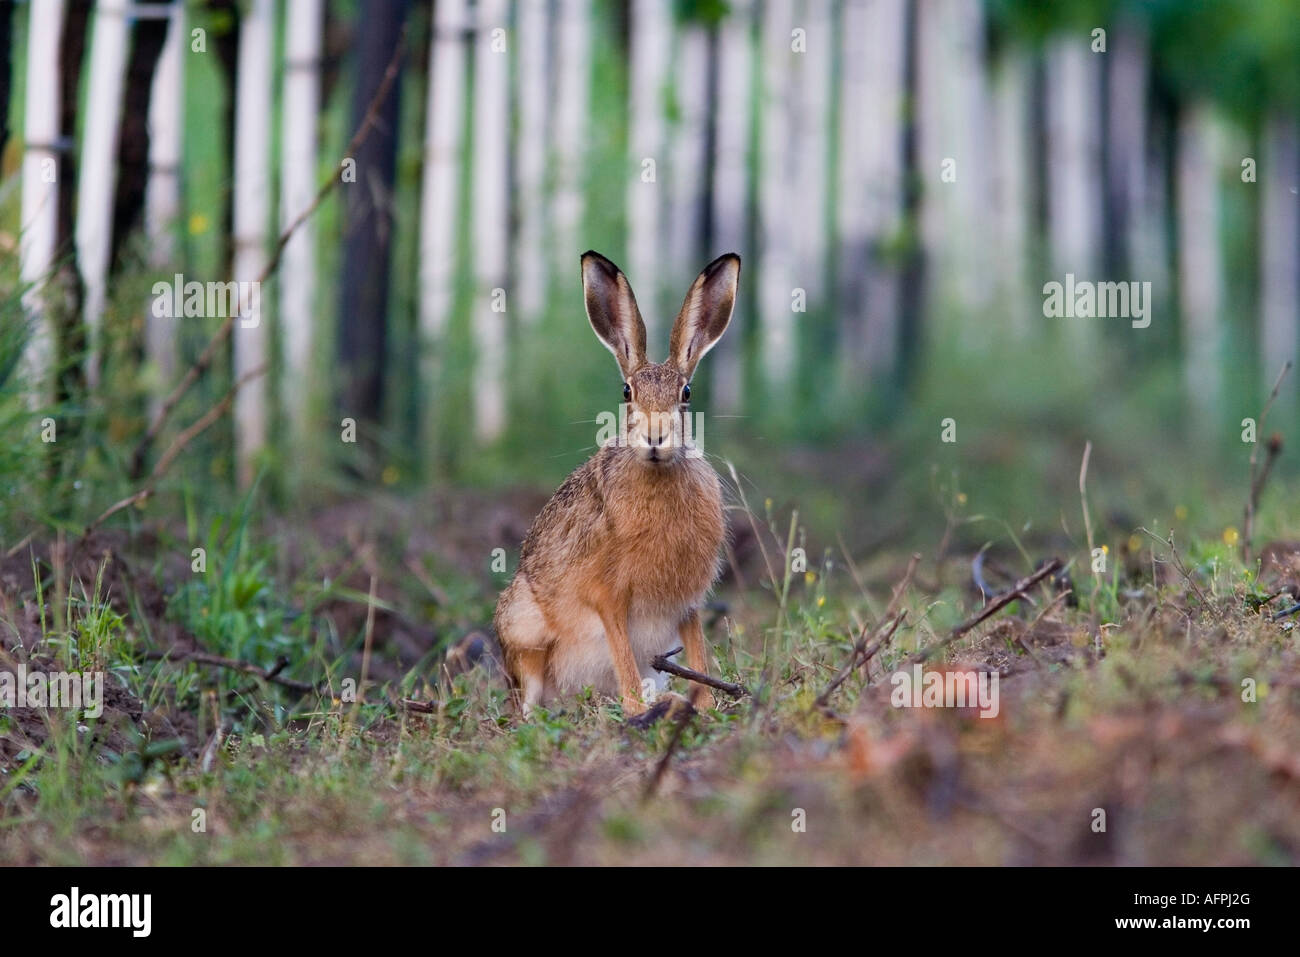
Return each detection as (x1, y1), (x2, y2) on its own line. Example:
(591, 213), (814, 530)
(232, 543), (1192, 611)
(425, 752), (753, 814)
(678, 609), (717, 712)
(513, 649), (548, 715)
(496, 576), (550, 716)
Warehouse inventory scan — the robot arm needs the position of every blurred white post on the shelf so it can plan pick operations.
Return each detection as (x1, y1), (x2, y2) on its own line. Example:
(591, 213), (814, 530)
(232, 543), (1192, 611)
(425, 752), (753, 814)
(916, 0), (989, 342)
(19, 0), (67, 405)
(231, 0), (274, 486)
(76, 0), (130, 387)
(1044, 37), (1102, 350)
(838, 0), (905, 371)
(144, 1), (185, 399)
(627, 0), (670, 337)
(472, 0), (509, 441)
(950, 0), (990, 313)
(551, 0), (589, 293)
(990, 51), (1030, 335)
(667, 23), (708, 293)
(280, 0), (324, 446)
(710, 0), (753, 411)
(1107, 27), (1147, 273)
(1259, 116), (1297, 421)
(914, 0), (951, 309)
(1117, 32), (1168, 309)
(758, 0), (794, 389)
(1176, 105), (1223, 428)
(419, 0), (467, 423)
(513, 0), (548, 321)
(789, 0), (830, 305)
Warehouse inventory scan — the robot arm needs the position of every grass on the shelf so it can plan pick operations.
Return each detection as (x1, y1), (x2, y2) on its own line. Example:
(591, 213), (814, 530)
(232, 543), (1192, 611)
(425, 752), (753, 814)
(2, 468), (1298, 865)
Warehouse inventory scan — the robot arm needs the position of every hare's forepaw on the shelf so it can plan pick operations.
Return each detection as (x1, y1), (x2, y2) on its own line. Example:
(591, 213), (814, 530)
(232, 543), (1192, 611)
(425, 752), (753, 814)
(689, 687), (718, 713)
(626, 692), (698, 729)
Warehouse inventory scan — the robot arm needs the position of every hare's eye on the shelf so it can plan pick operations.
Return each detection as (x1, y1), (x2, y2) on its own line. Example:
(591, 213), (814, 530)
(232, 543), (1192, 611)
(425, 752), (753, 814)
(623, 383), (631, 402)
(681, 384), (691, 402)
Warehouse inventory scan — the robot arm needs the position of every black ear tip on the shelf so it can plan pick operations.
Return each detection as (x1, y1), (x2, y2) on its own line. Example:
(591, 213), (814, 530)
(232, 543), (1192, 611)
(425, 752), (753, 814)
(705, 252), (741, 277)
(581, 251), (622, 278)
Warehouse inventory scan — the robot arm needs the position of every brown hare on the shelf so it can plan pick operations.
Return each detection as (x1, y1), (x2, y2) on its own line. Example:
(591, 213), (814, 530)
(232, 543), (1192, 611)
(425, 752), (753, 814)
(494, 250), (740, 717)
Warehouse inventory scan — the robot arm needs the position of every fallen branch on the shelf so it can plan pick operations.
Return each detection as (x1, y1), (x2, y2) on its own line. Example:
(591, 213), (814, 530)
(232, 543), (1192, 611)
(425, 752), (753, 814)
(144, 648), (319, 694)
(651, 646), (750, 698)
(128, 25), (411, 480)
(1272, 602), (1300, 622)
(1243, 360), (1292, 565)
(911, 557), (1063, 664)
(402, 698), (437, 715)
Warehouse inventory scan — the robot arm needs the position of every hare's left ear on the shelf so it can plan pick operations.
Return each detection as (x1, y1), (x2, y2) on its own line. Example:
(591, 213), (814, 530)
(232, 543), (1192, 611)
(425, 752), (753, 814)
(669, 253), (740, 380)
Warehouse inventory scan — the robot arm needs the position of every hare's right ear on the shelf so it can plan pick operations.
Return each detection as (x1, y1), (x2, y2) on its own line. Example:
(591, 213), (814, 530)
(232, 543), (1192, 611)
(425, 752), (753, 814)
(668, 253), (740, 380)
(582, 251), (648, 379)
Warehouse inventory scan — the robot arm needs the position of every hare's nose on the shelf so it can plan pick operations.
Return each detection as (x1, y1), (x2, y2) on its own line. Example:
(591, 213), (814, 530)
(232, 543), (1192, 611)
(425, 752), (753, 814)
(647, 430), (665, 447)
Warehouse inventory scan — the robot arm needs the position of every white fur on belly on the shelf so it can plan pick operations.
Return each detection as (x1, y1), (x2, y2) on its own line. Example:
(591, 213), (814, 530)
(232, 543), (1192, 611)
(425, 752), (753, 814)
(547, 613), (682, 700)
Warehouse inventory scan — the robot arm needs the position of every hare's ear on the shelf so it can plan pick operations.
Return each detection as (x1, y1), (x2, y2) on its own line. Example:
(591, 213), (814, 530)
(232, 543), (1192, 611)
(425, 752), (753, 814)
(582, 251), (648, 379)
(669, 253), (740, 380)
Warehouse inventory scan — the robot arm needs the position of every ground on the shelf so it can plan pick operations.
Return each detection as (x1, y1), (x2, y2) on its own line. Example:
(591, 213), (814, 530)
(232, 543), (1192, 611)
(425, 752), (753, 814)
(1, 485), (1299, 866)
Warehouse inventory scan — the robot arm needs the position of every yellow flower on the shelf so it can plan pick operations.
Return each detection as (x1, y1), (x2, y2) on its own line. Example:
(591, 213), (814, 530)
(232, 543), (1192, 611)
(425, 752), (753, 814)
(804, 571), (816, 585)
(1175, 504), (1188, 522)
(957, 492), (967, 505)
(381, 465), (400, 485)
(1127, 534), (1142, 553)
(816, 596), (825, 608)
(1223, 527), (1239, 547)
(188, 212), (210, 235)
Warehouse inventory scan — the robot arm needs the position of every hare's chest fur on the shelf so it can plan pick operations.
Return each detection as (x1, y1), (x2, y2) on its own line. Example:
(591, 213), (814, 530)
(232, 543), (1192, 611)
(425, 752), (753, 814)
(603, 458), (725, 613)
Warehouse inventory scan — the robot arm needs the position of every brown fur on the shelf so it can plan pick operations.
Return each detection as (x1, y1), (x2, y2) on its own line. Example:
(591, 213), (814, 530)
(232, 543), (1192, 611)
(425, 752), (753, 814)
(494, 251), (740, 716)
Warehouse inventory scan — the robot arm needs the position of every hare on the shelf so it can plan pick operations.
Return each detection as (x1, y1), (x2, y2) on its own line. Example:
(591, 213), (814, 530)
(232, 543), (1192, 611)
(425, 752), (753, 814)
(494, 250), (740, 717)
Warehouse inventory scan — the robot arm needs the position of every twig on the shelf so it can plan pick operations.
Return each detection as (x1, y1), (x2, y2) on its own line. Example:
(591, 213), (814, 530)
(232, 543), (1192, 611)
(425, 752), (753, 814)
(86, 364), (267, 534)
(1015, 589), (1073, 667)
(402, 698), (437, 714)
(226, 653), (293, 702)
(4, 532), (35, 559)
(1272, 602), (1300, 622)
(128, 24), (411, 479)
(651, 646), (750, 698)
(910, 558), (1063, 664)
(971, 544), (995, 600)
(642, 703), (695, 802)
(144, 649), (318, 694)
(725, 461), (778, 596)
(1079, 440), (1096, 570)
(816, 611), (907, 707)
(1138, 526), (1212, 613)
(404, 555), (451, 607)
(1244, 361), (1292, 565)
(815, 553), (920, 707)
